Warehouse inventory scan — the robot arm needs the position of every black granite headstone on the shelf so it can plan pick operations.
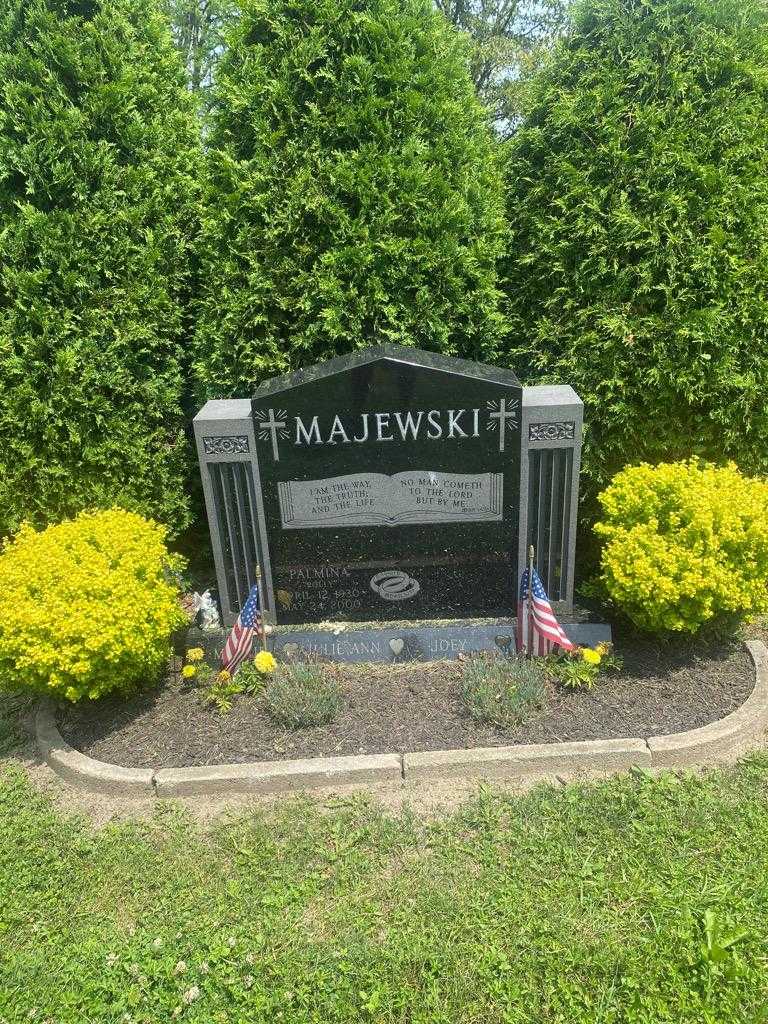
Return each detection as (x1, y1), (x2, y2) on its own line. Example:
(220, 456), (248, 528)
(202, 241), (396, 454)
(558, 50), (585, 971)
(251, 346), (522, 623)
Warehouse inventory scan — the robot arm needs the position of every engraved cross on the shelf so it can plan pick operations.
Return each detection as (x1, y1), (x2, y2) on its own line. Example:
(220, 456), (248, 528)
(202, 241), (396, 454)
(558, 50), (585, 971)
(259, 408), (286, 462)
(489, 398), (517, 453)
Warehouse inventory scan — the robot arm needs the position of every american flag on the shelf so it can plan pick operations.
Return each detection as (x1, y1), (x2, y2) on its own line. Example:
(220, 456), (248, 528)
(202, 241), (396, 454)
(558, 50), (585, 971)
(221, 584), (262, 675)
(516, 568), (575, 656)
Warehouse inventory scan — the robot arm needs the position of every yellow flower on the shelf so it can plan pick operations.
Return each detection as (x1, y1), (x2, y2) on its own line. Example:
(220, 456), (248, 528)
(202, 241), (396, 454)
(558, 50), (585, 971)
(581, 648), (601, 666)
(186, 647), (205, 663)
(217, 670), (231, 682)
(182, 664), (197, 679)
(254, 650), (277, 674)
(596, 642), (610, 656)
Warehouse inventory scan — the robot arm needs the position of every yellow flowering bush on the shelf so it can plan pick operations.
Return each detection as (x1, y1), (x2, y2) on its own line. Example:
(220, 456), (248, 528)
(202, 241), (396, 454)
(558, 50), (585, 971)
(0, 509), (186, 701)
(595, 461), (768, 634)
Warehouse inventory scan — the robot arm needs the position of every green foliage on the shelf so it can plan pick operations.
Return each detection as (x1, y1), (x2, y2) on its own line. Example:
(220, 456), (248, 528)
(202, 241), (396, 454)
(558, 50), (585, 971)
(182, 651), (245, 713)
(235, 657), (269, 696)
(198, 670), (245, 713)
(545, 643), (621, 689)
(547, 653), (598, 689)
(461, 653), (545, 726)
(185, 648), (275, 712)
(0, 0), (202, 540)
(0, 509), (187, 702)
(699, 909), (750, 983)
(4, 757), (768, 1019)
(502, 0), (768, 492)
(264, 662), (342, 728)
(595, 460), (768, 635)
(194, 0), (508, 399)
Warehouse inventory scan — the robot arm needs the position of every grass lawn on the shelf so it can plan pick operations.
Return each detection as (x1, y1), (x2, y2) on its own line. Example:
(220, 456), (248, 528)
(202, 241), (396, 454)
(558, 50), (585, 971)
(1, 745), (768, 1024)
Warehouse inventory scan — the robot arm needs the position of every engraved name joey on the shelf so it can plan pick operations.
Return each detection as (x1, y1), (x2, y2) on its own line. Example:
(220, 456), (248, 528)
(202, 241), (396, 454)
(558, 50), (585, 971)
(254, 399), (519, 462)
(370, 570), (421, 602)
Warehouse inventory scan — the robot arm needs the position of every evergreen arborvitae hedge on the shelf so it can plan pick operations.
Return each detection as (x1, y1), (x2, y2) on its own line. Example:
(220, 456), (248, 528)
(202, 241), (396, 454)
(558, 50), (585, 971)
(503, 0), (768, 490)
(0, 0), (201, 538)
(194, 0), (507, 398)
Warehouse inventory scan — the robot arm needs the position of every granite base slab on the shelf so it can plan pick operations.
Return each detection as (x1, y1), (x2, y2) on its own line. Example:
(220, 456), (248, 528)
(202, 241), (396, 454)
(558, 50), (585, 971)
(187, 619), (612, 664)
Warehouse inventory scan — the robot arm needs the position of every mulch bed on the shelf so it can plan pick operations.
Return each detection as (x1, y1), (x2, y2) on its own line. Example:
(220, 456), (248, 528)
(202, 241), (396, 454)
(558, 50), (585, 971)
(56, 629), (756, 770)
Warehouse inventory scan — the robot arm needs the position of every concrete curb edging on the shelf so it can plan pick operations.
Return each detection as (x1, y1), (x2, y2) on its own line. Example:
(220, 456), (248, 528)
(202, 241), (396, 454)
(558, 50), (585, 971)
(35, 640), (768, 797)
(153, 754), (404, 797)
(36, 700), (154, 796)
(403, 737), (651, 782)
(34, 701), (404, 797)
(646, 639), (768, 768)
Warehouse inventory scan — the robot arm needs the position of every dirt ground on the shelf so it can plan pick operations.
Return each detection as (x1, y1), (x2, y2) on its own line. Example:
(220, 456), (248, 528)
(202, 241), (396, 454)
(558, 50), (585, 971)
(58, 632), (754, 769)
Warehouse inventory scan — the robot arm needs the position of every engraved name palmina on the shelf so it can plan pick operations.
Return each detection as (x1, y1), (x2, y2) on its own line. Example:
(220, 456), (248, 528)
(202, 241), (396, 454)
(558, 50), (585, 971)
(254, 402), (519, 461)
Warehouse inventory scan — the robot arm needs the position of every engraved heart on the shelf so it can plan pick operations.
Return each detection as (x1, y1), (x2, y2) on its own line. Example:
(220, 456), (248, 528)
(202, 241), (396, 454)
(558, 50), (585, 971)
(282, 642), (299, 658)
(389, 638), (405, 656)
(495, 635), (512, 650)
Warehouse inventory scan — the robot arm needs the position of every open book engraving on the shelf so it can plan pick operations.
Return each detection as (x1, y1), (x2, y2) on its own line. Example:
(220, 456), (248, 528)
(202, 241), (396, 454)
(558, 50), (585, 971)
(278, 471), (504, 530)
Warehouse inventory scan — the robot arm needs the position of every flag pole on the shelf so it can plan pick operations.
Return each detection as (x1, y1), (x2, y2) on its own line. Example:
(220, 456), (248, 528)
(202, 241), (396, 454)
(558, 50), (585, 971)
(527, 544), (535, 659)
(254, 562), (267, 651)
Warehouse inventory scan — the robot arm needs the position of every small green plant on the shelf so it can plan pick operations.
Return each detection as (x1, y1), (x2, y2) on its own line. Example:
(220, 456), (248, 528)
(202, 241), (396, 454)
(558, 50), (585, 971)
(183, 647), (276, 713)
(461, 655), (545, 729)
(199, 671), (244, 715)
(182, 653), (239, 714)
(545, 644), (622, 691)
(698, 910), (749, 983)
(264, 663), (342, 729)
(235, 658), (271, 696)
